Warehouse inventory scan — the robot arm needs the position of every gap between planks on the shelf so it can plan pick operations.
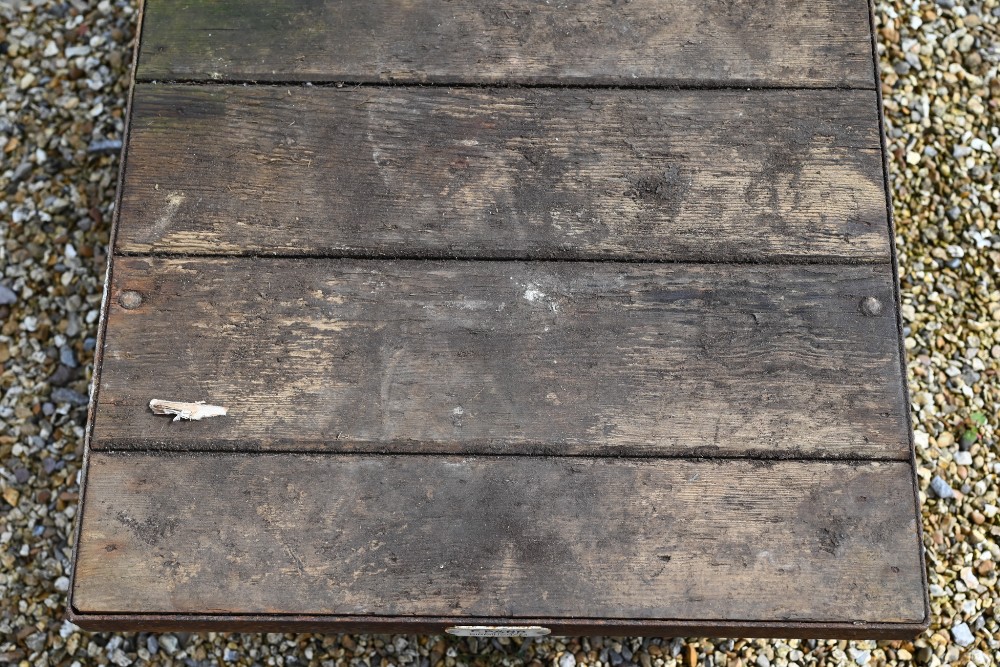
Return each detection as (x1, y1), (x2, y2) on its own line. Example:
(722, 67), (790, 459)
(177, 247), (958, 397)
(92, 446), (908, 464)
(112, 250), (894, 266)
(132, 79), (876, 92)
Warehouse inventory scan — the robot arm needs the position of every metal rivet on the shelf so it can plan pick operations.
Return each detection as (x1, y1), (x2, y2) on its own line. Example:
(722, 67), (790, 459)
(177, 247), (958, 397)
(860, 296), (883, 317)
(119, 290), (143, 309)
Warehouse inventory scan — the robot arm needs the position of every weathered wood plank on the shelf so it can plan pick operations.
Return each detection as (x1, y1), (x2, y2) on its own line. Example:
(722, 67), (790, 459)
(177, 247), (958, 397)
(117, 85), (889, 261)
(91, 257), (909, 459)
(73, 452), (925, 626)
(137, 0), (876, 88)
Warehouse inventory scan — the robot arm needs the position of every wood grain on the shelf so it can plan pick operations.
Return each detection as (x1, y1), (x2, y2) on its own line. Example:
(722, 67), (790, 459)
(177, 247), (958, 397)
(91, 257), (910, 459)
(136, 0), (876, 88)
(117, 85), (890, 261)
(73, 452), (926, 626)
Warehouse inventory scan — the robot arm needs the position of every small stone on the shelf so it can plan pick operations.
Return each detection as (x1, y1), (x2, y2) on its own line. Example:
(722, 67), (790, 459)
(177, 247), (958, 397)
(930, 476), (955, 499)
(49, 364), (75, 387)
(2, 487), (19, 507)
(848, 648), (871, 666)
(59, 345), (78, 368)
(756, 655), (770, 667)
(25, 632), (47, 652)
(686, 645), (698, 667)
(159, 635), (178, 654)
(224, 648), (240, 662)
(938, 431), (954, 448)
(110, 648), (133, 666)
(54, 576), (70, 592)
(0, 284), (17, 308)
(50, 387), (89, 406)
(969, 650), (991, 667)
(955, 451), (973, 466)
(977, 560), (994, 575)
(951, 622), (974, 647)
(59, 620), (79, 639)
(559, 652), (577, 667)
(146, 635), (159, 655)
(896, 648), (912, 660)
(87, 138), (124, 154)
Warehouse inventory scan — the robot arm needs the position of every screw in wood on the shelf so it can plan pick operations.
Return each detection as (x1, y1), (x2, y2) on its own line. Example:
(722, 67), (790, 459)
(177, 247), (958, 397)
(119, 290), (144, 309)
(859, 296), (883, 317)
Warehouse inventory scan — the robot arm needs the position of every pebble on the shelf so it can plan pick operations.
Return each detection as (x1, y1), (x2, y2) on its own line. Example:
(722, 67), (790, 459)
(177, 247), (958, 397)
(848, 648), (871, 666)
(50, 387), (89, 406)
(559, 651), (577, 667)
(930, 475), (955, 499)
(0, 283), (16, 305)
(951, 622), (975, 647)
(87, 138), (124, 154)
(159, 634), (179, 654)
(60, 345), (78, 368)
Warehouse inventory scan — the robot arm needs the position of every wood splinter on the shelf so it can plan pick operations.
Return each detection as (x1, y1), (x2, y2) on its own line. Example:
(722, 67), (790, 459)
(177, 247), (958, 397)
(149, 399), (228, 422)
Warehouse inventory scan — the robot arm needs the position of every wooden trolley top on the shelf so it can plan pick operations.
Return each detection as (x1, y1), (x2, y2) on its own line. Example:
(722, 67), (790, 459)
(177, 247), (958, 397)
(69, 0), (927, 638)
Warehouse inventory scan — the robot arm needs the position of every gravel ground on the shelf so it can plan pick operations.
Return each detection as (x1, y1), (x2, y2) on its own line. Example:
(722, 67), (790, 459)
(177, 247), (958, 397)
(1, 0), (998, 665)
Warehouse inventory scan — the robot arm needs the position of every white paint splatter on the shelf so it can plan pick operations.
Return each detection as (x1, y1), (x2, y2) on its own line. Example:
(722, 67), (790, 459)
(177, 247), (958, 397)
(142, 191), (186, 244)
(522, 284), (558, 312)
(523, 287), (546, 302)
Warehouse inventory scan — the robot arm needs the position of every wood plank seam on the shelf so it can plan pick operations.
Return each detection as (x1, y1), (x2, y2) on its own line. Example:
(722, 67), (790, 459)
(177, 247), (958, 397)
(133, 80), (874, 92)
(87, 448), (912, 463)
(113, 251), (895, 266)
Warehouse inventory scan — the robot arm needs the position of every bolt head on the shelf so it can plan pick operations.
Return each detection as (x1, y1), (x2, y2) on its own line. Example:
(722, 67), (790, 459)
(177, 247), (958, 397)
(860, 296), (883, 317)
(119, 290), (143, 309)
